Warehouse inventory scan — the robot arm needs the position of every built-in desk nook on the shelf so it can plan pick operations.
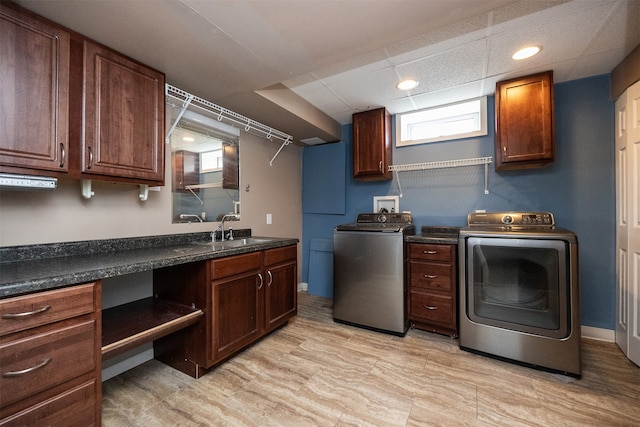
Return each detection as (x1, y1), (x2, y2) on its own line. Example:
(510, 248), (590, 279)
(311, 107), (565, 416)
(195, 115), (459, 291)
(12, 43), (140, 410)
(0, 232), (298, 425)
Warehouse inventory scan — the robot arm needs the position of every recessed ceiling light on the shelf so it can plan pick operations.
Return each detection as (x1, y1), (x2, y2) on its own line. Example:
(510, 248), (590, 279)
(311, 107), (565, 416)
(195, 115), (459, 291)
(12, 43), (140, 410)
(397, 79), (419, 90)
(512, 46), (541, 60)
(182, 136), (195, 142)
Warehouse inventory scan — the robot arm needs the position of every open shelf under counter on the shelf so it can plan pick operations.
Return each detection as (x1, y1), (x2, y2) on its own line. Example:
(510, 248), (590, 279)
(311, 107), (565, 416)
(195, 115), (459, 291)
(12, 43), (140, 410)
(102, 297), (203, 361)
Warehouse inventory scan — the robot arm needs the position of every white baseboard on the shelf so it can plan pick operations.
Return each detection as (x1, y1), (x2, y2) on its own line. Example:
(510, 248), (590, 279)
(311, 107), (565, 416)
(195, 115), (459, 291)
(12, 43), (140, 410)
(581, 325), (615, 342)
(297, 282), (308, 292)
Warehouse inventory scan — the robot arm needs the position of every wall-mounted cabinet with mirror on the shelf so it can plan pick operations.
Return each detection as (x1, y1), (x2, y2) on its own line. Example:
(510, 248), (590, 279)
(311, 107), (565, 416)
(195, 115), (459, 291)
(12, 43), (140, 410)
(169, 110), (240, 223)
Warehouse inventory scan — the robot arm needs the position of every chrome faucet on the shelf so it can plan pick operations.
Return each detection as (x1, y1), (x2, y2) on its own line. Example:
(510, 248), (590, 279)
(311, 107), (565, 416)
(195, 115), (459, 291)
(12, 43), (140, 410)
(179, 214), (203, 223)
(219, 214), (240, 241)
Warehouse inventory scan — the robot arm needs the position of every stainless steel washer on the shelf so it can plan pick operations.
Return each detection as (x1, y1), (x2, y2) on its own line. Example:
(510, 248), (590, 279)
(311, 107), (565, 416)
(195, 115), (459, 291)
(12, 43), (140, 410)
(333, 213), (415, 336)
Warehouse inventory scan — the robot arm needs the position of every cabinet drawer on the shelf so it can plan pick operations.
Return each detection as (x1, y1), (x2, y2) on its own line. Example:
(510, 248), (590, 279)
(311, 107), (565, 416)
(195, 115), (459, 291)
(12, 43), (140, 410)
(0, 380), (96, 427)
(264, 245), (296, 266)
(410, 292), (453, 325)
(0, 283), (97, 337)
(410, 261), (453, 291)
(409, 244), (454, 262)
(212, 252), (262, 278)
(0, 320), (96, 408)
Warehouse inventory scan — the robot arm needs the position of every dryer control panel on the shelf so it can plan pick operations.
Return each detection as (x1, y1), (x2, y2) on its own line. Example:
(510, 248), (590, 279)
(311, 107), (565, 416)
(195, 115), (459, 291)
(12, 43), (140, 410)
(467, 212), (554, 227)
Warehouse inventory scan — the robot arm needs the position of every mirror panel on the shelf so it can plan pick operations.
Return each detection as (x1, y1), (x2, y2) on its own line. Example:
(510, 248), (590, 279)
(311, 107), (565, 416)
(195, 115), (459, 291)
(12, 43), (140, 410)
(171, 118), (240, 223)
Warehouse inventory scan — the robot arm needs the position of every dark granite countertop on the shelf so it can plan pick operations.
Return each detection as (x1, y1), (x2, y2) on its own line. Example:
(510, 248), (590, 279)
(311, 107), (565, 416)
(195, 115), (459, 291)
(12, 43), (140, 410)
(0, 231), (298, 299)
(405, 226), (461, 244)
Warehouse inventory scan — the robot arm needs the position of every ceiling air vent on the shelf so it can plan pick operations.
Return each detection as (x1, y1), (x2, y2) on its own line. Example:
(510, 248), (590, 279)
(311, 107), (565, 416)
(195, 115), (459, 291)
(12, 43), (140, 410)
(0, 173), (57, 190)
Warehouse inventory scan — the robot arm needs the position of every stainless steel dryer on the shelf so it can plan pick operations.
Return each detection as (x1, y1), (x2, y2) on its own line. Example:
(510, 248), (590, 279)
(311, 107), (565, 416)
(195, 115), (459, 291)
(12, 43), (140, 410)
(333, 213), (415, 336)
(459, 212), (581, 377)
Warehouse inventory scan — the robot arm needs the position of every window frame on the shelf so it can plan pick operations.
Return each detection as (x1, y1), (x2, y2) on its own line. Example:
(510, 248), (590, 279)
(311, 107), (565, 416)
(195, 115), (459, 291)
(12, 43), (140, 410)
(395, 96), (488, 147)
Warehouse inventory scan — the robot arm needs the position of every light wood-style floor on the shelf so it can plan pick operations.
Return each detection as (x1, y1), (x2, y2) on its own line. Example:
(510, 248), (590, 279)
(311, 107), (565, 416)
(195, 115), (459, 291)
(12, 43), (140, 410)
(103, 292), (640, 426)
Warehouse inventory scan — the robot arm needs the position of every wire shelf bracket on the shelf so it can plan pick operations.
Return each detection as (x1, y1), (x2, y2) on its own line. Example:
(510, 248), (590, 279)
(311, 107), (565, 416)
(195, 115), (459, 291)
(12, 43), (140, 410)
(165, 85), (294, 165)
(388, 156), (493, 197)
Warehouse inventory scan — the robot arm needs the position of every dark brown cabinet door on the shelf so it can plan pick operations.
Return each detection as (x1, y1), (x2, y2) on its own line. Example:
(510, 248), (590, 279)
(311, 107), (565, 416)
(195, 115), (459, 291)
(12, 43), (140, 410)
(222, 144), (239, 190)
(172, 150), (199, 191)
(264, 259), (297, 332)
(0, 3), (69, 174)
(210, 272), (261, 364)
(495, 71), (554, 171)
(352, 107), (392, 181)
(76, 39), (165, 183)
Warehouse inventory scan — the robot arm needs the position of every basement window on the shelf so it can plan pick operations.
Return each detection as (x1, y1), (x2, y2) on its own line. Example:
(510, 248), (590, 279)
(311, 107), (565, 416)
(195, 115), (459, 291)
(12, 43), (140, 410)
(395, 97), (487, 146)
(200, 150), (223, 173)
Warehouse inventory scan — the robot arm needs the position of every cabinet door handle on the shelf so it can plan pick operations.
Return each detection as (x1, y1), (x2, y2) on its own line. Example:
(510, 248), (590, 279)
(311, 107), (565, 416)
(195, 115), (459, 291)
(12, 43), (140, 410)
(257, 273), (264, 289)
(87, 146), (94, 169)
(267, 270), (273, 287)
(379, 160), (383, 172)
(423, 274), (437, 279)
(422, 250), (437, 254)
(1, 305), (51, 319)
(423, 305), (438, 310)
(2, 357), (52, 377)
(59, 143), (65, 168)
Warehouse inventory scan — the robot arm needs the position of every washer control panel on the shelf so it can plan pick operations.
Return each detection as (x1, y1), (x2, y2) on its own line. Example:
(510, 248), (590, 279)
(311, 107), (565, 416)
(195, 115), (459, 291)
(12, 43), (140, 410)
(356, 212), (413, 225)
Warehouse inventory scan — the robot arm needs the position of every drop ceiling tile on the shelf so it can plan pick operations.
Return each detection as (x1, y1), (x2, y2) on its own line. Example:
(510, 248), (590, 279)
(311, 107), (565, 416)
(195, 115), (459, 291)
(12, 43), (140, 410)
(565, 48), (628, 81)
(585, 0), (640, 55)
(396, 39), (489, 94)
(293, 86), (351, 116)
(386, 13), (491, 65)
(407, 81), (487, 111)
(322, 67), (400, 110)
(485, 1), (616, 78)
(330, 110), (355, 125)
(384, 97), (420, 116)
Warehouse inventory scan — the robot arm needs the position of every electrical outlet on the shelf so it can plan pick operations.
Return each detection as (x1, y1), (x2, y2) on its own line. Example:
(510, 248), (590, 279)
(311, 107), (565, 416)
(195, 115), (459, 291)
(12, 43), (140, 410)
(266, 213), (272, 224)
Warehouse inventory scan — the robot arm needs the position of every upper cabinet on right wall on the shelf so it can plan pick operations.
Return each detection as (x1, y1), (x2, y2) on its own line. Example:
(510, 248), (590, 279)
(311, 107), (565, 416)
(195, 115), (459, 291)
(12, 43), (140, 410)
(495, 71), (555, 171)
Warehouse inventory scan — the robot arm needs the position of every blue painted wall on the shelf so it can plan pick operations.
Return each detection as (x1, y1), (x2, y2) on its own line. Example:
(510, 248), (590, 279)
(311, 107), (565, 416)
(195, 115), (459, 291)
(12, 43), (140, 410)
(301, 74), (615, 330)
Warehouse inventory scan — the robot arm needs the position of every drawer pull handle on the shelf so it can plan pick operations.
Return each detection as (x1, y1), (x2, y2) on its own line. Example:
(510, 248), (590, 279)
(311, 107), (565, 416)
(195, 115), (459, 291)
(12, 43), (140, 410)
(423, 250), (437, 254)
(423, 274), (437, 279)
(1, 305), (51, 319)
(423, 305), (438, 310)
(2, 357), (52, 377)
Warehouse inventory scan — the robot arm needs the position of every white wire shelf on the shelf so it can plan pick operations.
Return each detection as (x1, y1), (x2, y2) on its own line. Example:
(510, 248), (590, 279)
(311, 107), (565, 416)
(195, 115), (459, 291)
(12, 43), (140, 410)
(165, 84), (293, 166)
(388, 156), (493, 196)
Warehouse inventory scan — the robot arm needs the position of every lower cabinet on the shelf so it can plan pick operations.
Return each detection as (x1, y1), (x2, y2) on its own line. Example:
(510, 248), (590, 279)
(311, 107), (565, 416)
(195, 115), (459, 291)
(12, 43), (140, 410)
(154, 245), (297, 378)
(407, 243), (458, 337)
(0, 282), (101, 426)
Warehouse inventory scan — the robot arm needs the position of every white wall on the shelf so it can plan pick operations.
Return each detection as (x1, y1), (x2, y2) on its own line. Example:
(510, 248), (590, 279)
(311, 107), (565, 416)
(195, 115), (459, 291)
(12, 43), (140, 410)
(0, 132), (303, 262)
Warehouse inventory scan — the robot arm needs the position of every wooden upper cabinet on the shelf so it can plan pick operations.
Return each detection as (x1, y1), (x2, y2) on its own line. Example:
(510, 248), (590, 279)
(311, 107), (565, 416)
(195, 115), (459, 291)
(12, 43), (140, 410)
(71, 37), (165, 184)
(0, 2), (69, 174)
(352, 107), (392, 181)
(172, 150), (199, 191)
(495, 71), (555, 171)
(222, 143), (239, 190)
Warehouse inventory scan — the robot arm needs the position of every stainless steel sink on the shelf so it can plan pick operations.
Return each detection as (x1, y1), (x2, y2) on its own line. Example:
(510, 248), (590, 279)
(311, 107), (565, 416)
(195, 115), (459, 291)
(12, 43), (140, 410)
(189, 238), (272, 251)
